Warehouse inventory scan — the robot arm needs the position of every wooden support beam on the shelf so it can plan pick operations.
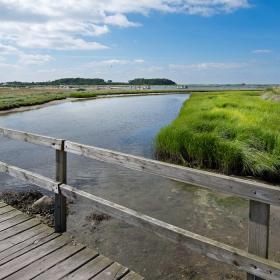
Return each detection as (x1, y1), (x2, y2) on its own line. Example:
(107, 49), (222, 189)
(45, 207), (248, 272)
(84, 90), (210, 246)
(55, 146), (67, 233)
(247, 200), (270, 280)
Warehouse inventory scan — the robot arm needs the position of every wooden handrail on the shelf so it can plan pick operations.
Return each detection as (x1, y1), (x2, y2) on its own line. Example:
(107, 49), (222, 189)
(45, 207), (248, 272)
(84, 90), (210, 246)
(0, 126), (278, 280)
(0, 161), (59, 193)
(0, 127), (63, 150)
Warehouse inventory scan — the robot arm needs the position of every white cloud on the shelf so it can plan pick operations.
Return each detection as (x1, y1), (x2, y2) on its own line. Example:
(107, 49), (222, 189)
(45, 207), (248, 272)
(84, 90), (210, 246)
(86, 58), (145, 67)
(18, 54), (54, 65)
(252, 49), (272, 54)
(169, 62), (248, 70)
(0, 0), (250, 52)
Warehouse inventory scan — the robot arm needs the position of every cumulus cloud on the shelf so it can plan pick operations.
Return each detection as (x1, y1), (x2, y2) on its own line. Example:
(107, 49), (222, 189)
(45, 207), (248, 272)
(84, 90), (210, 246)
(0, 0), (250, 51)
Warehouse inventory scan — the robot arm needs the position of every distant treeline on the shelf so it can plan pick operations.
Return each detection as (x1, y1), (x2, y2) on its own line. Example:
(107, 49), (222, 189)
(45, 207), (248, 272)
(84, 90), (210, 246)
(129, 78), (176, 85)
(1, 78), (176, 87)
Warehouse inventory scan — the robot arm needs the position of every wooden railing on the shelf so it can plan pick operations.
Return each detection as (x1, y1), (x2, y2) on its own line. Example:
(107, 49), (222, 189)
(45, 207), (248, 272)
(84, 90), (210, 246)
(0, 127), (279, 279)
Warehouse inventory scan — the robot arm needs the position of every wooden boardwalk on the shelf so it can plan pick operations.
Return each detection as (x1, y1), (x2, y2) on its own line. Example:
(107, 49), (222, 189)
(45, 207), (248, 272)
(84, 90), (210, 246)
(0, 202), (143, 280)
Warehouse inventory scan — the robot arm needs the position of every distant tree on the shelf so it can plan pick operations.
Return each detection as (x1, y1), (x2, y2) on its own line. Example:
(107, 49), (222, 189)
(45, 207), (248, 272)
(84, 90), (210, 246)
(129, 78), (176, 85)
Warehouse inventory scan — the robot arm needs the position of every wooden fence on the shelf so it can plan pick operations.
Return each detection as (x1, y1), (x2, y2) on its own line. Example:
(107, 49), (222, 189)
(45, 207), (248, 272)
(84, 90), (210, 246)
(0, 127), (279, 279)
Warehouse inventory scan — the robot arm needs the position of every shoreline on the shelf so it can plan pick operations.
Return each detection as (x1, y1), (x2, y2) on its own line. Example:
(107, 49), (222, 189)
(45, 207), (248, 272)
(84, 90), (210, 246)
(0, 91), (188, 116)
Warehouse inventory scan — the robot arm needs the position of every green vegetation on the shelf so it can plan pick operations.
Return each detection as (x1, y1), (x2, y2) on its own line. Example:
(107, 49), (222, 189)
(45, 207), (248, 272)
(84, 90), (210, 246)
(0, 87), (188, 111)
(155, 90), (280, 182)
(128, 78), (176, 85)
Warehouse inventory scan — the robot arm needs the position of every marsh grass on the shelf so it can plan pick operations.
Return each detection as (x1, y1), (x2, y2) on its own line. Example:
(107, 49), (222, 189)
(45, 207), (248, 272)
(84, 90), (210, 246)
(0, 87), (187, 111)
(155, 90), (280, 182)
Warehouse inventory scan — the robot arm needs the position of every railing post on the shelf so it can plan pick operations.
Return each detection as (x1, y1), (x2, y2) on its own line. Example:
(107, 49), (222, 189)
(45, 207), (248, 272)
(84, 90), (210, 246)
(55, 141), (67, 233)
(247, 200), (270, 280)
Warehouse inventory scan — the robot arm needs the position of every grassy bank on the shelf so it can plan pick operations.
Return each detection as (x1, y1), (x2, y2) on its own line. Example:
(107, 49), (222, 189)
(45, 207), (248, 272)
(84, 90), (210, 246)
(155, 89), (280, 182)
(0, 87), (188, 111)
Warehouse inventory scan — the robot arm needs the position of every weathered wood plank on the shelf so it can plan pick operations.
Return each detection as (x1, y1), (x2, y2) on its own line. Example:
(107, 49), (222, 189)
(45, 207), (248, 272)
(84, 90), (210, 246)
(5, 243), (85, 280)
(0, 224), (49, 252)
(0, 127), (63, 150)
(0, 206), (14, 215)
(0, 235), (70, 279)
(247, 201), (270, 280)
(63, 255), (113, 280)
(0, 214), (31, 231)
(0, 231), (58, 265)
(0, 202), (7, 208)
(0, 218), (41, 241)
(34, 247), (98, 280)
(0, 209), (22, 223)
(0, 161), (59, 193)
(60, 184), (280, 280)
(64, 141), (280, 206)
(92, 262), (129, 280)
(121, 271), (144, 280)
(55, 148), (67, 233)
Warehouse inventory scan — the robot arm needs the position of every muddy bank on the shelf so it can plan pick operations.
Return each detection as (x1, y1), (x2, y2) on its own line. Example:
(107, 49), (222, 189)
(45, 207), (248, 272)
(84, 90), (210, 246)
(0, 190), (55, 226)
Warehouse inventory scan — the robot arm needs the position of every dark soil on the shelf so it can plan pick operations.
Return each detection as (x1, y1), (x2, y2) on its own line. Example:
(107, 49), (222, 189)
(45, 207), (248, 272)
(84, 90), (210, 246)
(0, 190), (55, 227)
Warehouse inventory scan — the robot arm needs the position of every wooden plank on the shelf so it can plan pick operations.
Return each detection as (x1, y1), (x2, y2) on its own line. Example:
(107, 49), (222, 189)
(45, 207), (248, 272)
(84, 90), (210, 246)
(0, 218), (41, 241)
(64, 141), (280, 206)
(92, 262), (128, 280)
(0, 127), (63, 150)
(0, 231), (58, 266)
(0, 234), (70, 279)
(63, 255), (113, 280)
(0, 209), (22, 223)
(121, 272), (144, 280)
(0, 206), (14, 215)
(247, 201), (270, 280)
(0, 202), (7, 208)
(55, 148), (67, 233)
(0, 161), (59, 193)
(0, 214), (31, 231)
(60, 184), (280, 280)
(5, 243), (85, 280)
(34, 247), (98, 280)
(0, 224), (50, 252)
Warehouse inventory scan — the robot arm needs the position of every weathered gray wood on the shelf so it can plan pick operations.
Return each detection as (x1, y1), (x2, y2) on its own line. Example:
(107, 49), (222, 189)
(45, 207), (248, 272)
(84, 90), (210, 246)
(0, 206), (14, 215)
(0, 232), (58, 265)
(92, 262), (129, 280)
(34, 247), (98, 280)
(64, 141), (280, 206)
(247, 200), (270, 280)
(5, 243), (85, 280)
(0, 127), (63, 150)
(0, 218), (41, 241)
(0, 209), (22, 223)
(0, 214), (31, 231)
(60, 184), (280, 280)
(0, 224), (49, 252)
(121, 271), (144, 280)
(55, 148), (67, 232)
(0, 202), (7, 208)
(63, 255), (112, 280)
(0, 161), (59, 193)
(0, 234), (70, 279)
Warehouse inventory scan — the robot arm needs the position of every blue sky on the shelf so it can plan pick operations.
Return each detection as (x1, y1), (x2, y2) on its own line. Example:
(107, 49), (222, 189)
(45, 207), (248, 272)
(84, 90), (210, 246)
(0, 0), (279, 84)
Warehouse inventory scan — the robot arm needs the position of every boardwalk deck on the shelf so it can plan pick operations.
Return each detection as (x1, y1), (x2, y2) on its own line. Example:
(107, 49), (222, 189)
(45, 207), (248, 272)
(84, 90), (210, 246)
(0, 202), (143, 280)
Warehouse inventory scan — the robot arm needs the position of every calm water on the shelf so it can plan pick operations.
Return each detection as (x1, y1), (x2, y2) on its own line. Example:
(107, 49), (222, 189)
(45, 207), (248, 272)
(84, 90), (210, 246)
(0, 94), (279, 279)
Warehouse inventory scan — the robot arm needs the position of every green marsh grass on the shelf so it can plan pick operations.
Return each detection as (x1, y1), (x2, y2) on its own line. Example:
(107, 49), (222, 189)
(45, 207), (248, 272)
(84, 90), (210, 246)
(155, 90), (280, 182)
